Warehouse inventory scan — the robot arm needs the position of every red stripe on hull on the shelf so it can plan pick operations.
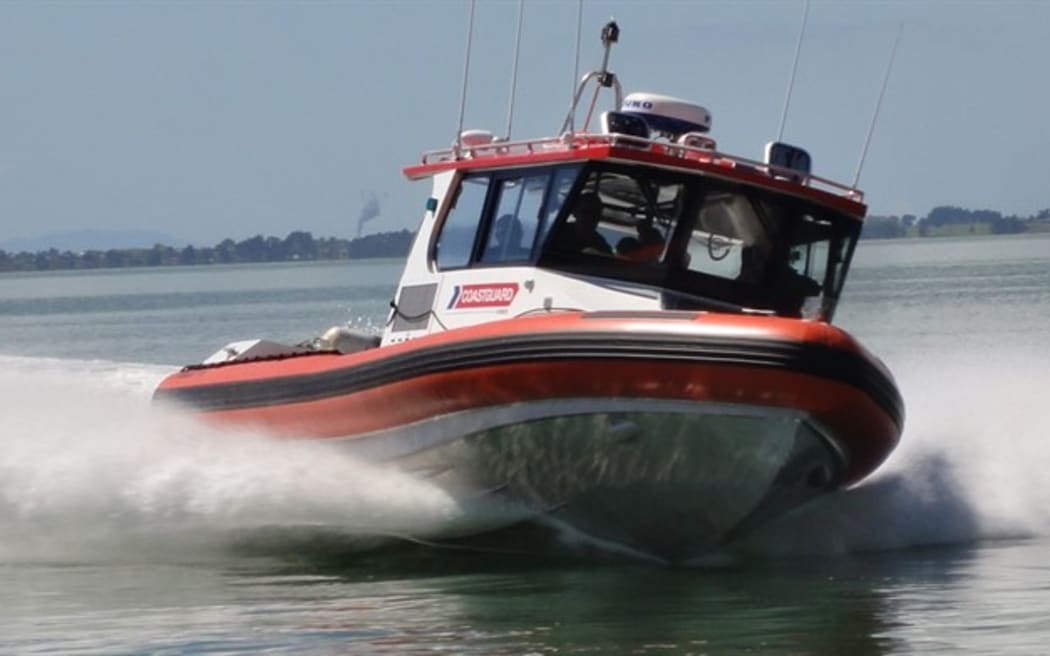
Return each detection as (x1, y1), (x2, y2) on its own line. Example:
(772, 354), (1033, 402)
(194, 359), (898, 486)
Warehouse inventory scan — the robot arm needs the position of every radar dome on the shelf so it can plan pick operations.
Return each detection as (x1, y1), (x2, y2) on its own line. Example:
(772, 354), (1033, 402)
(620, 93), (711, 137)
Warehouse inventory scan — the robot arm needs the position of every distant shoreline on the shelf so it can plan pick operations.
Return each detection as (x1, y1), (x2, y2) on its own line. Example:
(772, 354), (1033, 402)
(4, 206), (1049, 273)
(0, 229), (415, 274)
(861, 220), (1050, 239)
(861, 206), (1050, 240)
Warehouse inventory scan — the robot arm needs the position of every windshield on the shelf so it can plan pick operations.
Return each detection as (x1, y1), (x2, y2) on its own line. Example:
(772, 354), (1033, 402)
(540, 163), (860, 321)
(433, 165), (581, 269)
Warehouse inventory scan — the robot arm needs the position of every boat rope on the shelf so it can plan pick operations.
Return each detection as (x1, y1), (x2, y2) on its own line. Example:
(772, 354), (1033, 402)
(388, 300), (450, 332)
(387, 301), (586, 333)
(514, 305), (584, 318)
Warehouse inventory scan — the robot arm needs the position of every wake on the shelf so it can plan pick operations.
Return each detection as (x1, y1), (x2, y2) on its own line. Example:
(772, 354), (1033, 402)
(0, 355), (521, 563)
(741, 346), (1050, 556)
(1, 347), (1047, 563)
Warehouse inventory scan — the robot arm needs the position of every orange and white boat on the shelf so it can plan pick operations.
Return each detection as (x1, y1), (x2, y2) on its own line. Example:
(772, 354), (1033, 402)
(155, 22), (902, 562)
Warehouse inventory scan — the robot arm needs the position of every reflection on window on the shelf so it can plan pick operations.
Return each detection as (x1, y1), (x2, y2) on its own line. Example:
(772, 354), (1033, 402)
(534, 166), (579, 253)
(788, 215), (832, 282)
(786, 215), (834, 316)
(550, 170), (679, 261)
(684, 192), (775, 282)
(481, 174), (548, 264)
(531, 161), (861, 320)
(435, 175), (490, 269)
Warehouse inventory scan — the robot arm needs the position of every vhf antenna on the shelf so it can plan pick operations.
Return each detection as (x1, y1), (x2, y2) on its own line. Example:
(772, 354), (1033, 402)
(777, 0), (809, 142)
(854, 22), (904, 188)
(454, 0), (478, 157)
(504, 0), (526, 141)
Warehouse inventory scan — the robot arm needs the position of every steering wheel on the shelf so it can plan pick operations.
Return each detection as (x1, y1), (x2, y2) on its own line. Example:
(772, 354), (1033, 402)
(707, 233), (732, 261)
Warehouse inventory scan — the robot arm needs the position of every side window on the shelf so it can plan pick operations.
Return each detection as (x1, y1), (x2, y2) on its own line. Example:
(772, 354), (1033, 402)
(788, 240), (829, 284)
(535, 166), (580, 252)
(481, 174), (548, 264)
(755, 214), (827, 317)
(787, 216), (831, 283)
(435, 175), (490, 269)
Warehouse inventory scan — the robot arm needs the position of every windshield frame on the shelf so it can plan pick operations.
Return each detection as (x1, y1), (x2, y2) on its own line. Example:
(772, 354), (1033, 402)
(536, 162), (862, 321)
(429, 164), (584, 271)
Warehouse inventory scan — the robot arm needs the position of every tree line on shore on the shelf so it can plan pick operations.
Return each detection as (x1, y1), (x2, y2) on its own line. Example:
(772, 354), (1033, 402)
(0, 229), (415, 273)
(5, 204), (1047, 272)
(862, 206), (1050, 239)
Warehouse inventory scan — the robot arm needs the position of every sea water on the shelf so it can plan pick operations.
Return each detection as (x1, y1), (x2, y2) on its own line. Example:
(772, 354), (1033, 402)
(1, 237), (1049, 654)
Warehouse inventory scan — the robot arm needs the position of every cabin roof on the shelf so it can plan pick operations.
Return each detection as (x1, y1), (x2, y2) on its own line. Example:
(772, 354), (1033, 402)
(403, 134), (867, 219)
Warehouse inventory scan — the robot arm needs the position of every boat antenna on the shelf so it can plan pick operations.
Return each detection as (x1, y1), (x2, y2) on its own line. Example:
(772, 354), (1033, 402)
(853, 22), (903, 188)
(565, 0), (584, 136)
(454, 0), (478, 157)
(504, 0), (526, 141)
(777, 0), (809, 142)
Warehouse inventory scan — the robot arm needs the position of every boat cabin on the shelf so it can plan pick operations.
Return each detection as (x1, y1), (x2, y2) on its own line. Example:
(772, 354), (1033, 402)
(385, 70), (866, 348)
(385, 130), (864, 347)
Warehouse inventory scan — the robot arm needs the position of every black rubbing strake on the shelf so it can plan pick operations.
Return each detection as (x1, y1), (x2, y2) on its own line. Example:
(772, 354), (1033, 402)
(153, 331), (904, 429)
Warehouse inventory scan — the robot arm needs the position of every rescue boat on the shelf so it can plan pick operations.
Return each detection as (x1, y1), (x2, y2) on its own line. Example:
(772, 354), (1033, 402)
(155, 22), (902, 562)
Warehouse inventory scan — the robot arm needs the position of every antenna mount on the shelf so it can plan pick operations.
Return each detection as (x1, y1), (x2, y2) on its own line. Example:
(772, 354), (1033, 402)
(562, 19), (624, 135)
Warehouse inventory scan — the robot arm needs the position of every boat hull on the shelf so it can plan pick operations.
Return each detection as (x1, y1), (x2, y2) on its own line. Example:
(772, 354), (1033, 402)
(377, 398), (842, 562)
(154, 312), (903, 561)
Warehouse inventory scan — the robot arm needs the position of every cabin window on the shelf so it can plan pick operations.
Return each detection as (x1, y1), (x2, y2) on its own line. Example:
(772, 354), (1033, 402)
(434, 166), (581, 270)
(533, 166), (580, 256)
(677, 194), (835, 316)
(480, 174), (548, 264)
(547, 169), (681, 262)
(682, 191), (777, 284)
(788, 216), (831, 282)
(787, 215), (851, 317)
(435, 174), (490, 269)
(537, 161), (860, 320)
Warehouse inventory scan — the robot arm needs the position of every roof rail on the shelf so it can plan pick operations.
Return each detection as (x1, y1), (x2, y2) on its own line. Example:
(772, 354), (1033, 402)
(417, 133), (864, 202)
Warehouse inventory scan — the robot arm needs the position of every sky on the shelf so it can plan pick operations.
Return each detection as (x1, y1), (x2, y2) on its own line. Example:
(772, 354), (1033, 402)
(1, 0), (1048, 247)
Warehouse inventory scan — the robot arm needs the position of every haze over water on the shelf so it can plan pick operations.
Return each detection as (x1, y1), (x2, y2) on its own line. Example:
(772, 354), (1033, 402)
(1, 234), (1049, 653)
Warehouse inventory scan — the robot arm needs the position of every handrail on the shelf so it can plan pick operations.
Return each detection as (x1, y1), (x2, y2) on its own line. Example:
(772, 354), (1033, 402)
(417, 133), (864, 202)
